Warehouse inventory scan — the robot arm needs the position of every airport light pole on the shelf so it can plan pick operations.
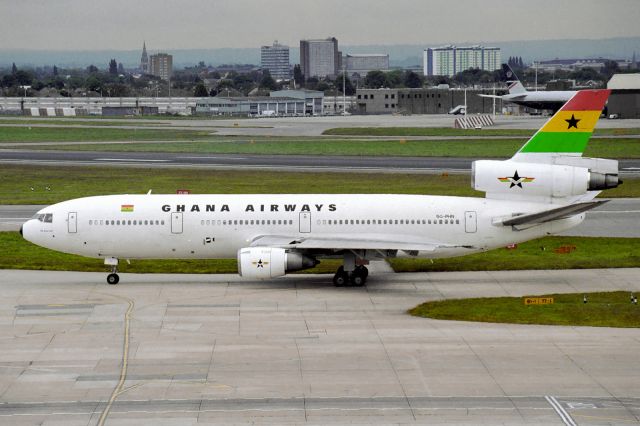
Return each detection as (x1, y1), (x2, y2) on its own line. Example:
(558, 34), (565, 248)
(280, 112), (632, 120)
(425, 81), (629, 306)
(342, 67), (346, 115)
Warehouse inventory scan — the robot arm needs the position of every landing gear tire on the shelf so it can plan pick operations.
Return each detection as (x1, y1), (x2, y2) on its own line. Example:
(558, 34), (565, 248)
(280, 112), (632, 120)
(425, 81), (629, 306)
(333, 266), (349, 287)
(107, 273), (120, 285)
(350, 266), (368, 287)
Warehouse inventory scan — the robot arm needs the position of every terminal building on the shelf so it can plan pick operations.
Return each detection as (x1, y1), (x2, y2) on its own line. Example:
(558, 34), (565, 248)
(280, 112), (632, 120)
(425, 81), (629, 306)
(195, 90), (324, 116)
(424, 45), (501, 76)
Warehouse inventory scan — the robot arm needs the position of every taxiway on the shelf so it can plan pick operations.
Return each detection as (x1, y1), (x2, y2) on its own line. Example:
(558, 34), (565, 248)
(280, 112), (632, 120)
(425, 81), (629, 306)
(0, 269), (639, 424)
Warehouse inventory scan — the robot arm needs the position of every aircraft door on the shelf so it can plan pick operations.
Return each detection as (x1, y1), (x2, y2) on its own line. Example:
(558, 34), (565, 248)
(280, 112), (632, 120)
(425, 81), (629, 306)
(68, 212), (77, 233)
(171, 212), (183, 234)
(465, 211), (477, 233)
(299, 212), (311, 233)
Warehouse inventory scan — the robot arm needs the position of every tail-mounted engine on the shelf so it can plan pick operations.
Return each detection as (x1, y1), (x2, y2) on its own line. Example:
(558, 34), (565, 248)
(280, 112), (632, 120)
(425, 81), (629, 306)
(237, 247), (318, 279)
(472, 158), (619, 201)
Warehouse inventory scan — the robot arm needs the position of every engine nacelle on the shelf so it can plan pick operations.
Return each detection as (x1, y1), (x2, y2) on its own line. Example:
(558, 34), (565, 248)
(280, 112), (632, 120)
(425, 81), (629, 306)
(237, 247), (318, 279)
(472, 160), (618, 199)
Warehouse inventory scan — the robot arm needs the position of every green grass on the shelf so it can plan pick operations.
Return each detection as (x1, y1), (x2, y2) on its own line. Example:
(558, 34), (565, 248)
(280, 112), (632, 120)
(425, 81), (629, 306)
(323, 127), (640, 137)
(390, 236), (640, 272)
(0, 119), (171, 126)
(4, 231), (640, 277)
(0, 164), (479, 204)
(409, 291), (640, 327)
(0, 231), (340, 274)
(18, 136), (640, 159)
(0, 126), (213, 142)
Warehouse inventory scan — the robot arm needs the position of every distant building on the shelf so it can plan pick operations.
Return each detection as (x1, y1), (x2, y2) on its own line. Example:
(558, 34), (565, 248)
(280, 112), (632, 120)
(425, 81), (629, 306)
(140, 41), (149, 73)
(270, 89), (324, 115)
(300, 38), (340, 79)
(355, 87), (504, 115)
(607, 73), (640, 119)
(537, 58), (633, 72)
(261, 41), (290, 80)
(344, 54), (389, 77)
(149, 53), (173, 81)
(424, 45), (501, 77)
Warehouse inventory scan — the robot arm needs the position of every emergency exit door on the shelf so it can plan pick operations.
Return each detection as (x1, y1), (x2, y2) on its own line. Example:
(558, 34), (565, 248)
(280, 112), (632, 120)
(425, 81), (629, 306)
(68, 212), (77, 233)
(299, 212), (311, 233)
(465, 211), (477, 233)
(171, 212), (183, 234)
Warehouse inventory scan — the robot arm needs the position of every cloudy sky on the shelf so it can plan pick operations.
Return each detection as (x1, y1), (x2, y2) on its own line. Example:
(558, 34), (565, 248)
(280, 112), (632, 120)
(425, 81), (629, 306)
(2, 0), (639, 50)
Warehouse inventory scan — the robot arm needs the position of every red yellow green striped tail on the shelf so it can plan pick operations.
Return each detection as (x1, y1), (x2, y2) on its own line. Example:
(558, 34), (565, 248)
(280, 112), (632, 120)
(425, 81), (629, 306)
(514, 89), (610, 159)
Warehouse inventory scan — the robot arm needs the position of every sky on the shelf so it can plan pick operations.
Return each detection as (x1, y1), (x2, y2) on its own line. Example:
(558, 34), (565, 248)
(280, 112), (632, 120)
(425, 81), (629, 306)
(1, 0), (639, 50)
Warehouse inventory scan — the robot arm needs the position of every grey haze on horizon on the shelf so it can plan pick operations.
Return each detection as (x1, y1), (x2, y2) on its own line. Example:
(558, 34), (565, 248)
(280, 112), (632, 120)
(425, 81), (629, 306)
(2, 0), (639, 50)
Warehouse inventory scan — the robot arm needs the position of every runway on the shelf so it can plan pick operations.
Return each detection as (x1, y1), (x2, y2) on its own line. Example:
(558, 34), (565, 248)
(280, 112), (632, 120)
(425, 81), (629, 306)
(0, 268), (639, 424)
(2, 149), (640, 175)
(3, 199), (640, 237)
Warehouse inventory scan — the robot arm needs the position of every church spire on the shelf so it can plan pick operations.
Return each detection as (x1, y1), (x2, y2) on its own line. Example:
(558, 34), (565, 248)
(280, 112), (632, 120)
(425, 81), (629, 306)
(140, 41), (149, 73)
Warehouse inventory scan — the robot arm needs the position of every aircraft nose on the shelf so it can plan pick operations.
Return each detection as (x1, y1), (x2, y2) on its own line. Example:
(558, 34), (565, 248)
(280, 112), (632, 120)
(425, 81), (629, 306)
(19, 225), (23, 236)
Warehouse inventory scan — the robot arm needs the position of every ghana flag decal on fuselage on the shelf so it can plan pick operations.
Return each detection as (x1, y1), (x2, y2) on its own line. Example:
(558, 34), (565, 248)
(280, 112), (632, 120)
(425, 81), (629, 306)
(513, 89), (611, 158)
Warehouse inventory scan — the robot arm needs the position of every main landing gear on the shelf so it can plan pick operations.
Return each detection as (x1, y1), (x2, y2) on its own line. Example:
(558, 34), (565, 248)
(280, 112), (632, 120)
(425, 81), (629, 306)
(333, 252), (369, 287)
(332, 265), (368, 287)
(105, 257), (119, 285)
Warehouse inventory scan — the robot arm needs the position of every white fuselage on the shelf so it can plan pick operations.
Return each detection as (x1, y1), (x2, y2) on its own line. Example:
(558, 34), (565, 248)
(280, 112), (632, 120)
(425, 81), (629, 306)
(22, 194), (583, 261)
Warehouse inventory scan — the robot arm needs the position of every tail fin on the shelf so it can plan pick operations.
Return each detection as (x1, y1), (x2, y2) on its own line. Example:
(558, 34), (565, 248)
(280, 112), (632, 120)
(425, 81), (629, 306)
(501, 63), (526, 94)
(512, 89), (610, 162)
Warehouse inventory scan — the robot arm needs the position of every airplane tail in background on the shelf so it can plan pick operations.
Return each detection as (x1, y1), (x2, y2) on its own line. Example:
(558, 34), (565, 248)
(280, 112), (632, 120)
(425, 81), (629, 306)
(472, 89), (620, 203)
(513, 89), (610, 161)
(500, 63), (526, 94)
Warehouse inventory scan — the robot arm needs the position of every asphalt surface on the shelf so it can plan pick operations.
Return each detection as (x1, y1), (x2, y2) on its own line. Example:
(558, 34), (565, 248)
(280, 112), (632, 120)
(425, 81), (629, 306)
(1, 268), (639, 424)
(2, 149), (640, 175)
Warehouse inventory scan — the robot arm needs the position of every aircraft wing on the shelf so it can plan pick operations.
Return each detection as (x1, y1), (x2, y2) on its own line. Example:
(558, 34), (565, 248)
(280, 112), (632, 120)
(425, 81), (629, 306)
(249, 234), (472, 252)
(495, 200), (607, 227)
(478, 94), (503, 99)
(478, 94), (527, 101)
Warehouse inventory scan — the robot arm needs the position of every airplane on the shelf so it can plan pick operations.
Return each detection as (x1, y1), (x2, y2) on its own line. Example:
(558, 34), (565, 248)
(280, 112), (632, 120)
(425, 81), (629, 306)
(21, 90), (620, 287)
(479, 63), (577, 112)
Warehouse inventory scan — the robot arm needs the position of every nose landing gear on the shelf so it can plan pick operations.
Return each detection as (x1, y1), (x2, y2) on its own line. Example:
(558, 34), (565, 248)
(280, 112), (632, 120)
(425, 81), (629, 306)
(107, 272), (119, 285)
(104, 257), (119, 285)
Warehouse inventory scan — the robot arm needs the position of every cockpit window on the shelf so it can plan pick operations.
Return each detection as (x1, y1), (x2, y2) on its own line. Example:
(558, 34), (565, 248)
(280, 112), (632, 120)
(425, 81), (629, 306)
(33, 213), (53, 223)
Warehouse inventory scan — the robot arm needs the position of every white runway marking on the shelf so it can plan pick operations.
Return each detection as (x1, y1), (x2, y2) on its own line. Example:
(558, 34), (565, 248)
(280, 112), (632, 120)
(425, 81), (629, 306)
(93, 158), (170, 162)
(545, 395), (577, 426)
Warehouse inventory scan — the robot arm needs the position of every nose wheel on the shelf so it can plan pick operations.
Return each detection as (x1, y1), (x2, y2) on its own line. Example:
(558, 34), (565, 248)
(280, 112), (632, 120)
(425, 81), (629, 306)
(107, 273), (120, 285)
(104, 257), (120, 285)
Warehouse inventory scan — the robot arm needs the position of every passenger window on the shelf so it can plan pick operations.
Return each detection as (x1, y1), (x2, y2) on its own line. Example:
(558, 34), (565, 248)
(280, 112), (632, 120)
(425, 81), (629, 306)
(117, 220), (121, 225)
(89, 220), (93, 225)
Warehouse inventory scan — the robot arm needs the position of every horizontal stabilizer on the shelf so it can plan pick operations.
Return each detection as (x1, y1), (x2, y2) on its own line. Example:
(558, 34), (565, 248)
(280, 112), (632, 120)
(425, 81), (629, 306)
(496, 200), (608, 227)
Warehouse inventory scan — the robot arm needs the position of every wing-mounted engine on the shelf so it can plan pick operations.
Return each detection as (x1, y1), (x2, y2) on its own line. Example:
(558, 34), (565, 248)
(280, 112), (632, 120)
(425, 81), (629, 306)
(237, 247), (318, 279)
(472, 158), (619, 202)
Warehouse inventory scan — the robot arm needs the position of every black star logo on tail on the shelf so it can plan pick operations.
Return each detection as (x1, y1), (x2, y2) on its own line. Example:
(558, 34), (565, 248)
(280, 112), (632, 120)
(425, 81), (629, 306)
(565, 114), (581, 129)
(257, 259), (264, 268)
(498, 170), (535, 188)
(509, 170), (523, 188)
